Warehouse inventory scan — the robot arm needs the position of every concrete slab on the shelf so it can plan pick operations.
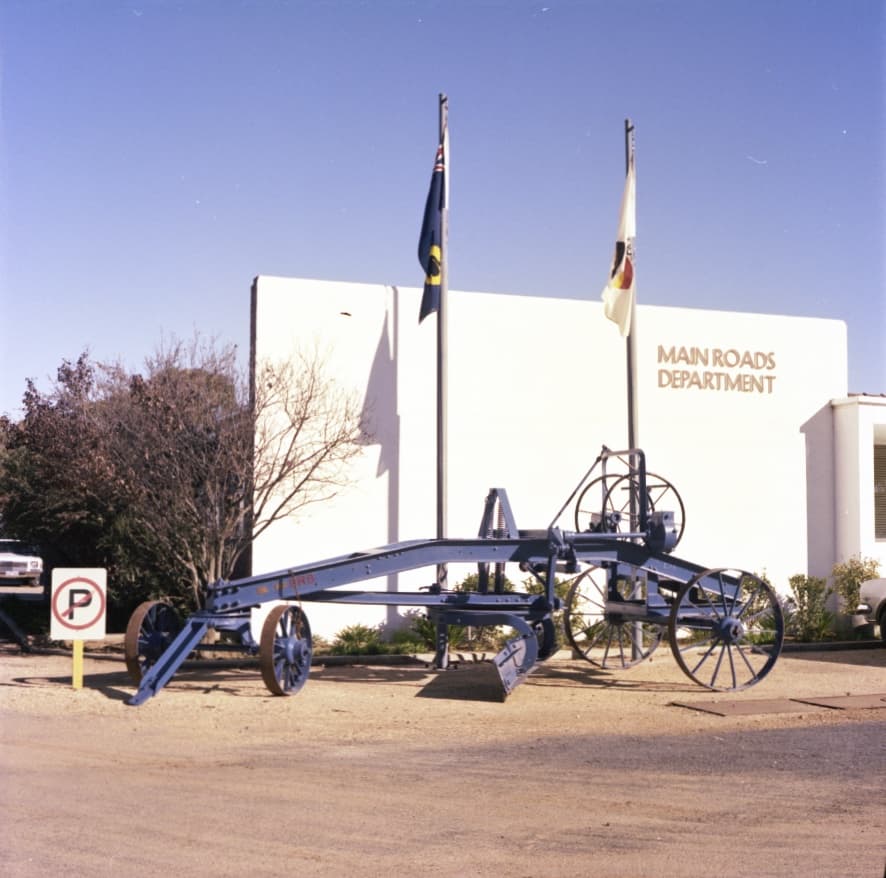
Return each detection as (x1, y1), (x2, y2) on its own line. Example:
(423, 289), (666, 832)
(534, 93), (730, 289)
(670, 698), (817, 716)
(672, 693), (886, 715)
(790, 693), (886, 710)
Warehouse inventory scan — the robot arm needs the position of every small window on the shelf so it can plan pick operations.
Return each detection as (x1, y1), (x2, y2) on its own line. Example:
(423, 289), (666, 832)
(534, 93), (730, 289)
(876, 445), (886, 540)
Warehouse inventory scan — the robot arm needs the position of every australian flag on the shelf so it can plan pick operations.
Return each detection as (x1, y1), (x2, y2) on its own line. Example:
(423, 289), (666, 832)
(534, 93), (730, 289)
(418, 133), (446, 323)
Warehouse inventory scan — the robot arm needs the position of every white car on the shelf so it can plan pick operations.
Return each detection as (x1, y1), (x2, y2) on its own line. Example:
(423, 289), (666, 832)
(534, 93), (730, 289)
(0, 539), (43, 586)
(858, 578), (886, 642)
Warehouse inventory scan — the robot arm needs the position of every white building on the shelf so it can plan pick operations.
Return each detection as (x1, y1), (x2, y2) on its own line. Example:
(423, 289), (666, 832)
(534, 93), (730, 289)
(833, 394), (886, 564)
(250, 275), (884, 639)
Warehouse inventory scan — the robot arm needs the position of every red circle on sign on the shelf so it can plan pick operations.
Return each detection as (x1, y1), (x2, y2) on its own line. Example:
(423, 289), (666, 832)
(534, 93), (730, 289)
(51, 577), (106, 631)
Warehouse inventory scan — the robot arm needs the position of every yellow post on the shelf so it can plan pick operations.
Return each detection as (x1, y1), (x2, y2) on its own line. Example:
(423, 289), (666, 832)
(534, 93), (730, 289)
(72, 640), (84, 690)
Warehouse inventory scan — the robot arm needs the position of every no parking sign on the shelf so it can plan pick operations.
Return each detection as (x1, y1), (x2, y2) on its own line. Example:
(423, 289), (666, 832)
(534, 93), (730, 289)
(50, 569), (107, 640)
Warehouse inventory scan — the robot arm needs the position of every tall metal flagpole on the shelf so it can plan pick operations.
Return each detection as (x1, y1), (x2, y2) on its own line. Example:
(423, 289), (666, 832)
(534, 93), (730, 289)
(623, 119), (642, 662)
(436, 93), (449, 590)
(624, 118), (638, 452)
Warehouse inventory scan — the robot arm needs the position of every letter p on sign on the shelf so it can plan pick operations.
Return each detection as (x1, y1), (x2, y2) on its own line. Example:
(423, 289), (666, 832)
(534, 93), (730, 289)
(51, 569), (107, 640)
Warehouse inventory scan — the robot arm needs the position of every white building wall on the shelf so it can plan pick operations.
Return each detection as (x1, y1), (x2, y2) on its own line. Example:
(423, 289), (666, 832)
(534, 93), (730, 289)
(833, 395), (886, 572)
(251, 276), (848, 638)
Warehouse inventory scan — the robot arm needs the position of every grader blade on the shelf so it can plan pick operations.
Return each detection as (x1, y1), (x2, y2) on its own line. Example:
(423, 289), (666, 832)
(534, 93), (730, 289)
(492, 630), (540, 698)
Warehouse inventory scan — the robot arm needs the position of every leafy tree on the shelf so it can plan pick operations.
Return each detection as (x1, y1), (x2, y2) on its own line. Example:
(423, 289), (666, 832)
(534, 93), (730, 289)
(0, 338), (365, 614)
(1, 356), (125, 567)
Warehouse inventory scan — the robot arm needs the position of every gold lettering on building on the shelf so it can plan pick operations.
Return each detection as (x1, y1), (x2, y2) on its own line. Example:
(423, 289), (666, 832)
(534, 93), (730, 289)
(656, 346), (777, 394)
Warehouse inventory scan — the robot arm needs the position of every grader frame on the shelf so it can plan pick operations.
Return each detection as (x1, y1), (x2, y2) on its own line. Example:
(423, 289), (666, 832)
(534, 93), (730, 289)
(125, 447), (784, 706)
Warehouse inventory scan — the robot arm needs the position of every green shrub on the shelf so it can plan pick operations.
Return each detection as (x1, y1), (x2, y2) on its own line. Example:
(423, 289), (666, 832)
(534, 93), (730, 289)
(831, 555), (881, 613)
(329, 616), (475, 656)
(384, 626), (426, 654)
(404, 610), (464, 651)
(329, 568), (564, 657)
(329, 623), (384, 655)
(787, 574), (834, 642)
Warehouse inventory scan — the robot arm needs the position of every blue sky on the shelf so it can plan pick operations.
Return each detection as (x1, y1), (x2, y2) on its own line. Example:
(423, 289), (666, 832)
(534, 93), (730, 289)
(1, 0), (884, 418)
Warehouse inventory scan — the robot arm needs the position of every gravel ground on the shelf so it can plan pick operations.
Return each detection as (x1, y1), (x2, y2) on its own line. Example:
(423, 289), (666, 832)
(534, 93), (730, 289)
(1, 643), (885, 877)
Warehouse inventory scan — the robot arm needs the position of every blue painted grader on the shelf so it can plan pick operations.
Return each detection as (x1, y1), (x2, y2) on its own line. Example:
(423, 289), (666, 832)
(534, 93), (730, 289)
(125, 447), (784, 705)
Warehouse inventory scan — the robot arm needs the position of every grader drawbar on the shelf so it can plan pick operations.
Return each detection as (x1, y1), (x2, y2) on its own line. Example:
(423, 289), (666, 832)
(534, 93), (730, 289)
(125, 448), (785, 706)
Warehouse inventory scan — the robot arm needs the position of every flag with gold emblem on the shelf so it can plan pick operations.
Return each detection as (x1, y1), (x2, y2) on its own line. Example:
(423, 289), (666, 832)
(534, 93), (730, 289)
(418, 124), (447, 323)
(601, 155), (636, 336)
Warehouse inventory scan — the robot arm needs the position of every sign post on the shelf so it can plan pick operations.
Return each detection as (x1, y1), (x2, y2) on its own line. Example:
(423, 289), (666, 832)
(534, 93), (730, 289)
(50, 569), (107, 689)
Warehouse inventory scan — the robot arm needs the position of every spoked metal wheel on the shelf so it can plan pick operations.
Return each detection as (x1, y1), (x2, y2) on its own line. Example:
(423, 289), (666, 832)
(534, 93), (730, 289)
(260, 604), (313, 696)
(601, 472), (686, 547)
(124, 600), (182, 685)
(573, 474), (623, 532)
(668, 568), (784, 691)
(564, 566), (663, 669)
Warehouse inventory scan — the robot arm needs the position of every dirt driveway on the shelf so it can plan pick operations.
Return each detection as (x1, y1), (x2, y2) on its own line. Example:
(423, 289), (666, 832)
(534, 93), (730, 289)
(1, 644), (885, 877)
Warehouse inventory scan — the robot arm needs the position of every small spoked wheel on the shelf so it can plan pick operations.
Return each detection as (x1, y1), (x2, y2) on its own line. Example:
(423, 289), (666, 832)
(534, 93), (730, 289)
(124, 600), (182, 685)
(260, 604), (313, 696)
(668, 568), (784, 691)
(564, 566), (663, 670)
(573, 474), (624, 532)
(601, 473), (686, 547)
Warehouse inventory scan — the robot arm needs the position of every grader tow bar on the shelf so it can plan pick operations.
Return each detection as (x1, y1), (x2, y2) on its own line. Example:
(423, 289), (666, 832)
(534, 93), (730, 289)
(124, 447), (784, 706)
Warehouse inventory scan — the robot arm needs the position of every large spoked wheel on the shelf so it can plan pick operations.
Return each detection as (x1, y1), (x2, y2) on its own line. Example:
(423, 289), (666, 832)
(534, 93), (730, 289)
(668, 568), (784, 691)
(124, 600), (182, 685)
(601, 472), (686, 547)
(564, 566), (663, 670)
(260, 604), (313, 696)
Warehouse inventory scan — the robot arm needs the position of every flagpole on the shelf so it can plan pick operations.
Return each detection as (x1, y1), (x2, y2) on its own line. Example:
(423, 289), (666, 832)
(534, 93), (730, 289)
(624, 118), (638, 453)
(436, 93), (449, 589)
(624, 119), (642, 661)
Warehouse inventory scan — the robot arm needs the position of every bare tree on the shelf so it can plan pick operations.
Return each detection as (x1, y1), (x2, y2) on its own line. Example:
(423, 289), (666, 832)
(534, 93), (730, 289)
(250, 352), (365, 544)
(99, 337), (365, 607)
